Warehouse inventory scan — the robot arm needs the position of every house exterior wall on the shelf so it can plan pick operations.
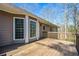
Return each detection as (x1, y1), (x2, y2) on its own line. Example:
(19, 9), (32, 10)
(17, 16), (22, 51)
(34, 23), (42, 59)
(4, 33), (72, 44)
(0, 10), (40, 46)
(0, 10), (25, 46)
(39, 23), (46, 38)
(0, 10), (58, 46)
(39, 23), (54, 38)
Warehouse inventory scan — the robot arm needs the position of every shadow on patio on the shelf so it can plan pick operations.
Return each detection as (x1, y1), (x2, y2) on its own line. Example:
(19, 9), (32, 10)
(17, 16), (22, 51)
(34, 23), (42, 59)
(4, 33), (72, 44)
(36, 41), (78, 56)
(0, 43), (26, 56)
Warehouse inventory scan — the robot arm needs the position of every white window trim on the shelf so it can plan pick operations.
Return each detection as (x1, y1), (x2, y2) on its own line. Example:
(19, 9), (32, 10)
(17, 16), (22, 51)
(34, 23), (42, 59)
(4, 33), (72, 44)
(29, 19), (37, 39)
(13, 17), (25, 40)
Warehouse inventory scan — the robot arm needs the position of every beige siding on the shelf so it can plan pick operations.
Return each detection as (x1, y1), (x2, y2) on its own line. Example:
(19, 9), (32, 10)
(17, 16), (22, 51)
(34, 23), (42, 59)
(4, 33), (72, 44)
(0, 10), (25, 46)
(39, 23), (51, 38)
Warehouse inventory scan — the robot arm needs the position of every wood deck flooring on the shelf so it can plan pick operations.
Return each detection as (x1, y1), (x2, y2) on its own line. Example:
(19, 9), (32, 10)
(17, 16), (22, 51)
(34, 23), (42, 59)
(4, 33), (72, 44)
(0, 38), (78, 56)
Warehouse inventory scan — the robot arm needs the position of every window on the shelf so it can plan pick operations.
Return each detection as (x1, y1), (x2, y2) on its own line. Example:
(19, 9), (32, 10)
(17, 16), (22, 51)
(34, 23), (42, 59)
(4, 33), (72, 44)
(15, 18), (24, 39)
(43, 25), (46, 30)
(30, 21), (36, 37)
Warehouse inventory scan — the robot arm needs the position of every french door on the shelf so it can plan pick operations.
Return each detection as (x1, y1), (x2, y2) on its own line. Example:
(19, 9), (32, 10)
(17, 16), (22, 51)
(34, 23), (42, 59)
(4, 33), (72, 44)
(13, 17), (24, 40)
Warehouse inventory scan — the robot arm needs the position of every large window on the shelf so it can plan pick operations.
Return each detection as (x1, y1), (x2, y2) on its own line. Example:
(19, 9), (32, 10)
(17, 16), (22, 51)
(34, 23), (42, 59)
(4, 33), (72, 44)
(15, 18), (24, 39)
(30, 20), (36, 37)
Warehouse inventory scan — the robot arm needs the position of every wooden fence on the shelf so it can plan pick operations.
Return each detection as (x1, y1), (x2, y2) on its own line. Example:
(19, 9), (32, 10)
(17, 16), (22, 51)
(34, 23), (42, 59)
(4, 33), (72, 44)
(48, 32), (76, 42)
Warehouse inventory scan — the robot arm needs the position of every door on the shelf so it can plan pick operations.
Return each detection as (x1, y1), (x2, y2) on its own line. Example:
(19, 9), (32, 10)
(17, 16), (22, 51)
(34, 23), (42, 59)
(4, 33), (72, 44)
(13, 17), (24, 40)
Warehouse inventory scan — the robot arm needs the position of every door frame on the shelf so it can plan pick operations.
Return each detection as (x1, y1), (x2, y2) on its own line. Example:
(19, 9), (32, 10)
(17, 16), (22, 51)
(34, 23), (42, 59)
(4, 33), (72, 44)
(13, 17), (25, 40)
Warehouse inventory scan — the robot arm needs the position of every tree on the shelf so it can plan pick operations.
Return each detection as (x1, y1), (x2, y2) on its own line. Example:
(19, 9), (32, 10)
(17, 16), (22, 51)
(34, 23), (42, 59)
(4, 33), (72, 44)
(40, 4), (55, 24)
(64, 4), (69, 39)
(66, 4), (79, 54)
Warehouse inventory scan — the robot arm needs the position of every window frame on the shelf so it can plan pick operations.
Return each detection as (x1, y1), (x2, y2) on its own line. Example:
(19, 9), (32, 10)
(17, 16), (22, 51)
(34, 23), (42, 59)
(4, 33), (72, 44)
(13, 17), (25, 40)
(29, 19), (37, 39)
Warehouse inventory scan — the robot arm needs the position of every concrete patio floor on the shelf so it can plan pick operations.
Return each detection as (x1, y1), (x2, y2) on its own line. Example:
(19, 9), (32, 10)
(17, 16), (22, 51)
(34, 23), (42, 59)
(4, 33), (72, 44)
(0, 38), (78, 56)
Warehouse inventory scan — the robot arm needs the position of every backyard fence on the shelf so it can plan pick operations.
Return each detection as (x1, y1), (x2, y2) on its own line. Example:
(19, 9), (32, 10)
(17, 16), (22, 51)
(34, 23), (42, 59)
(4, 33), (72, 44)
(48, 32), (76, 42)
(48, 32), (58, 39)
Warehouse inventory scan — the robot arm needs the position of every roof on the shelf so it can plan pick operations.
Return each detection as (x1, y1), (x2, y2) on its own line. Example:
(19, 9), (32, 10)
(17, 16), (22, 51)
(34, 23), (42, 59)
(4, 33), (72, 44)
(0, 3), (59, 27)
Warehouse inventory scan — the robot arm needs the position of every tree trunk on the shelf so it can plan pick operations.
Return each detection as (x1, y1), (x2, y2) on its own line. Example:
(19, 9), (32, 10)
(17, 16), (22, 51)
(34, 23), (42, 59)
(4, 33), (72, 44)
(76, 34), (79, 55)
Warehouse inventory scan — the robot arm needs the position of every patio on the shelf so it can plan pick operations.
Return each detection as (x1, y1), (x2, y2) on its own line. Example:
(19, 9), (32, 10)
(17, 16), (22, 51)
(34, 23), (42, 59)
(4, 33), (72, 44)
(0, 38), (78, 56)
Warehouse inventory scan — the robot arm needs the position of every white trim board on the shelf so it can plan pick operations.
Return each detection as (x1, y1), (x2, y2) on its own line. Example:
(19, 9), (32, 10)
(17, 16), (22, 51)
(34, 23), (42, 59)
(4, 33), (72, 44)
(24, 16), (29, 43)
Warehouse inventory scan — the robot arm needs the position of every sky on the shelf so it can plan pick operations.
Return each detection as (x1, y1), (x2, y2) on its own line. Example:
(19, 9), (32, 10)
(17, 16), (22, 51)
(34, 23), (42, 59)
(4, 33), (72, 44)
(14, 3), (75, 25)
